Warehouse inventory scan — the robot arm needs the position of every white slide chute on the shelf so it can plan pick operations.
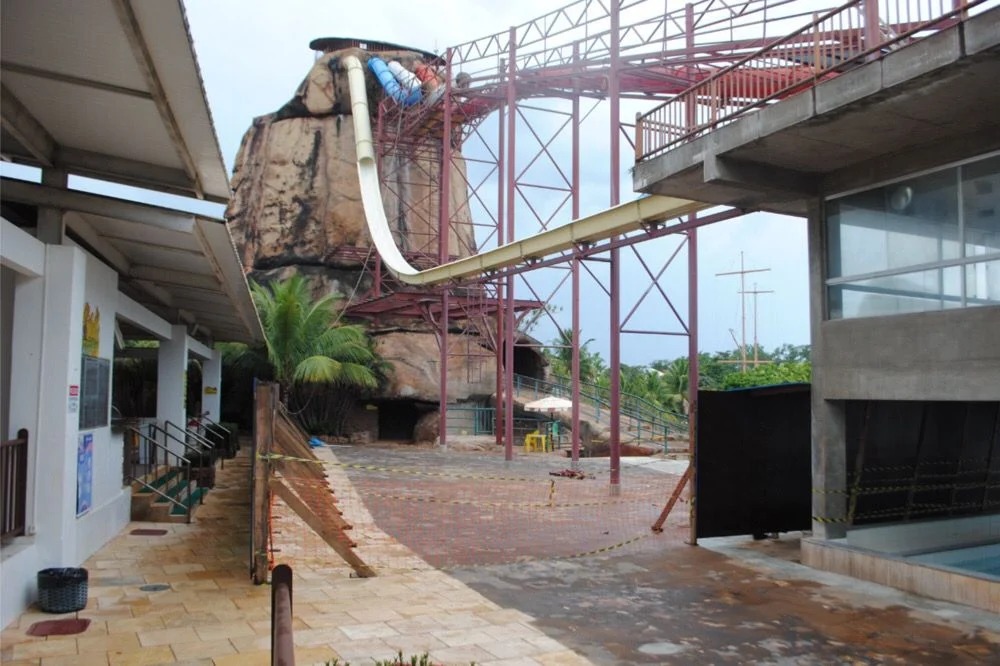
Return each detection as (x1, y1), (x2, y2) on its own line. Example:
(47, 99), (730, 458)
(343, 55), (709, 287)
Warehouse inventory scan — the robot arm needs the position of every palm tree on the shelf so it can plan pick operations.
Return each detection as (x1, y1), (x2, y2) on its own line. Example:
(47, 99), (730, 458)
(250, 276), (379, 401)
(652, 357), (689, 415)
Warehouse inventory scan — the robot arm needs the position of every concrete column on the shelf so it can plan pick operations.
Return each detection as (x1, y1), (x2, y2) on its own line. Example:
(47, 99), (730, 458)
(808, 199), (848, 538)
(201, 347), (222, 421)
(37, 169), (67, 244)
(14, 246), (86, 564)
(157, 325), (189, 456)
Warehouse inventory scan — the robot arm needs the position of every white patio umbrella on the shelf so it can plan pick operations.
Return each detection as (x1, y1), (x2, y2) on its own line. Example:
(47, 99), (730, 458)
(524, 396), (573, 413)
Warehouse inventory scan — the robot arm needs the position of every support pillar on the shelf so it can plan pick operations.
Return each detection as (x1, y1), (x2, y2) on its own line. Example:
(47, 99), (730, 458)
(503, 26), (518, 461)
(687, 225), (699, 545)
(157, 325), (189, 456)
(608, 0), (622, 489)
(201, 347), (222, 421)
(37, 168), (67, 244)
(807, 201), (848, 538)
(12, 246), (86, 564)
(438, 48), (454, 449)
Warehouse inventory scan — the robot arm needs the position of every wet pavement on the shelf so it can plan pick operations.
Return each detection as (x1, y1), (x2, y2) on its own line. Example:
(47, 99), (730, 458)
(334, 443), (1000, 665)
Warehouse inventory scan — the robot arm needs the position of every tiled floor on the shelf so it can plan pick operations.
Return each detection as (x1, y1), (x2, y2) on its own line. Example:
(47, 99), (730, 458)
(4, 444), (999, 665)
(1, 448), (590, 665)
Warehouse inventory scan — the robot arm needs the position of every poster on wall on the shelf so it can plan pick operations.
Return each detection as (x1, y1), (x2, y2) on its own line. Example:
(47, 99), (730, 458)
(77, 433), (93, 517)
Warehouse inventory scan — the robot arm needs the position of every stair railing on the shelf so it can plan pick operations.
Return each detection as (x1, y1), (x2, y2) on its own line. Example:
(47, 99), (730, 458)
(165, 419), (221, 469)
(145, 423), (208, 506)
(125, 426), (193, 523)
(195, 413), (236, 457)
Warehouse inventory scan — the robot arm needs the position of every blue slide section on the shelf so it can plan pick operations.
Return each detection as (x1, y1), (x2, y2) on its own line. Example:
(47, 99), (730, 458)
(367, 56), (422, 107)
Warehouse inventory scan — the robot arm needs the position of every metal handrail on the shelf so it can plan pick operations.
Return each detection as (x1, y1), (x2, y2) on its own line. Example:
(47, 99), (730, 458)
(126, 427), (193, 523)
(635, 0), (990, 161)
(164, 420), (215, 454)
(145, 423), (209, 505)
(513, 374), (688, 439)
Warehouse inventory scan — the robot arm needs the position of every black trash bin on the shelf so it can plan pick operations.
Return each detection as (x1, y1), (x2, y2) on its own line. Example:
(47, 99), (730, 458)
(37, 567), (88, 613)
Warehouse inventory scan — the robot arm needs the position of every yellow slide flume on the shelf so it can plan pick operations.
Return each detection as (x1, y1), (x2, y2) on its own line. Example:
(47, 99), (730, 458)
(343, 56), (708, 287)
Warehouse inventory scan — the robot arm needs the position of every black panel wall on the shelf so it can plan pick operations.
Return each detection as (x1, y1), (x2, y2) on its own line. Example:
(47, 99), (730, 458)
(696, 384), (812, 539)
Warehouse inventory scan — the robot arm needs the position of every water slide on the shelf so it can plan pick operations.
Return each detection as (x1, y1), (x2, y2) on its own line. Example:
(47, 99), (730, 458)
(343, 55), (709, 287)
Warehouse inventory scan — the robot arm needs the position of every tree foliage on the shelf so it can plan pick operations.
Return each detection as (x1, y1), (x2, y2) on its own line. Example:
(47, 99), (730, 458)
(220, 276), (386, 434)
(542, 331), (811, 413)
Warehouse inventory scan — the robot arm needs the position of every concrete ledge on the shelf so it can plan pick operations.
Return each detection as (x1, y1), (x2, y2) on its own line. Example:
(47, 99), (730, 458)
(815, 63), (882, 115)
(882, 28), (961, 89)
(965, 5), (1000, 55)
(802, 537), (1000, 613)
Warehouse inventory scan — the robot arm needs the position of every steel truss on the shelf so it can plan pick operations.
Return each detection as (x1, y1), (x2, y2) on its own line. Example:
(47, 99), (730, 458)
(344, 0), (937, 524)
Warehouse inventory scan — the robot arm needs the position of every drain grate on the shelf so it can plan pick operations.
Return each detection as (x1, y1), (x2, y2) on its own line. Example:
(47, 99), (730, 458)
(130, 528), (168, 536)
(27, 618), (91, 637)
(139, 583), (171, 592)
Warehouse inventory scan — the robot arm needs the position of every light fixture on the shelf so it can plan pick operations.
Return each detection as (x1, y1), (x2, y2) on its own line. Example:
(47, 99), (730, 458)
(889, 185), (913, 212)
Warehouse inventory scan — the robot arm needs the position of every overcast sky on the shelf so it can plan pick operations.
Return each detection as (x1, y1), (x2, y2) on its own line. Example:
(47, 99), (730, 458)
(183, 0), (811, 365)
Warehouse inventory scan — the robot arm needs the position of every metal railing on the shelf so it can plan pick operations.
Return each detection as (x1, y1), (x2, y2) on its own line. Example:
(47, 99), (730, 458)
(194, 413), (236, 456)
(635, 0), (992, 162)
(1, 429), (28, 540)
(126, 427), (194, 523)
(165, 419), (221, 469)
(513, 374), (688, 440)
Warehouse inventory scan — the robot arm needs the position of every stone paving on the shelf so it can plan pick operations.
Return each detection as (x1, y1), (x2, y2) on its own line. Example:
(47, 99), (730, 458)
(3, 443), (999, 665)
(0, 447), (591, 666)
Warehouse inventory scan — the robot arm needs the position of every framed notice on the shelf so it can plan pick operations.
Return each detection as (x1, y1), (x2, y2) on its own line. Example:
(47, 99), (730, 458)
(77, 433), (94, 517)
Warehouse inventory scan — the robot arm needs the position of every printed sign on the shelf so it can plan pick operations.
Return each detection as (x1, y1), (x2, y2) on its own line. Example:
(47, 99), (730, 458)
(69, 385), (80, 414)
(76, 433), (93, 517)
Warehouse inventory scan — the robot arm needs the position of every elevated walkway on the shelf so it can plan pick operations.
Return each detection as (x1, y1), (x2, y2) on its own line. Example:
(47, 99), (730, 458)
(633, 7), (1000, 216)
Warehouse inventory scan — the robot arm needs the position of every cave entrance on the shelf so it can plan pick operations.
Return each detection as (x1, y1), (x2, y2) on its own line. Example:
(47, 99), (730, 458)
(377, 400), (420, 441)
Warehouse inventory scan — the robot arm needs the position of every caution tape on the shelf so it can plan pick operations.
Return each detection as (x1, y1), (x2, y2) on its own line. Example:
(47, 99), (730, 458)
(260, 452), (548, 483)
(813, 481), (1000, 496)
(353, 490), (649, 509)
(811, 515), (850, 524)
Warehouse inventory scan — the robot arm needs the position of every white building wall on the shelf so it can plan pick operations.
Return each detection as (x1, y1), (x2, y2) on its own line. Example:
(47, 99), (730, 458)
(74, 251), (131, 563)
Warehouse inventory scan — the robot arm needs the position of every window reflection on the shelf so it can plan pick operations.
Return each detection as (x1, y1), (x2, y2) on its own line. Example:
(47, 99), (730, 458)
(826, 154), (1000, 319)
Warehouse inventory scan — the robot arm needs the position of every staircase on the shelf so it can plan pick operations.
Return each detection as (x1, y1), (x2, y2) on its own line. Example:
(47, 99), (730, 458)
(130, 465), (208, 523)
(124, 418), (237, 523)
(498, 374), (689, 448)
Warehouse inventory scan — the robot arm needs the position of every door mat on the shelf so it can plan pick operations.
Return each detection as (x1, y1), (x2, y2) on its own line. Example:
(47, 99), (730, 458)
(129, 528), (168, 536)
(26, 618), (91, 636)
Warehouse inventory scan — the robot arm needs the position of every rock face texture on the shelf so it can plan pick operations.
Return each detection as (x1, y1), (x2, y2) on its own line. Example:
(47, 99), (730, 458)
(226, 47), (495, 418)
(227, 49), (475, 282)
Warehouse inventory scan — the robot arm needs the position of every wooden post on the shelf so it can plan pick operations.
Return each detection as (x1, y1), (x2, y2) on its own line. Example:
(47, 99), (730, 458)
(652, 465), (692, 533)
(252, 382), (276, 584)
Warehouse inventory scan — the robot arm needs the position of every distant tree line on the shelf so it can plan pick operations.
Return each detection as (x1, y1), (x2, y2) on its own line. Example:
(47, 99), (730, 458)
(543, 335), (810, 414)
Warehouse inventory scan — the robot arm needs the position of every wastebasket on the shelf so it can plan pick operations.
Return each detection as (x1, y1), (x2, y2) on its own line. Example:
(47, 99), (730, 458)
(37, 567), (88, 613)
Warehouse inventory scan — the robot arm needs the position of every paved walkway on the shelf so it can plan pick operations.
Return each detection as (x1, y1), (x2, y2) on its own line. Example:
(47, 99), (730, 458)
(3, 444), (999, 665)
(1, 448), (589, 666)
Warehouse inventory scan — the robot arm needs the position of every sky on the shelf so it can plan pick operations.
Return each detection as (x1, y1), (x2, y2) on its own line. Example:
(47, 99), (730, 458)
(27, 0), (806, 366)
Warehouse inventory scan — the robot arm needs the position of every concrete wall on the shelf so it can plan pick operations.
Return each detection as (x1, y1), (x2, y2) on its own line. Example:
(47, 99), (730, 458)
(818, 307), (1000, 401)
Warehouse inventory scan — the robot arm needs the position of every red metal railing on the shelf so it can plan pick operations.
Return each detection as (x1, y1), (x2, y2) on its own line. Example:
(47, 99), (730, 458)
(635, 0), (992, 162)
(1, 429), (28, 540)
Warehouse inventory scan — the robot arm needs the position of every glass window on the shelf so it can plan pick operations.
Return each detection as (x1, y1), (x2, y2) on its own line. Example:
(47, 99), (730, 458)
(826, 153), (1000, 319)
(962, 155), (1000, 258)
(829, 266), (962, 319)
(827, 169), (959, 279)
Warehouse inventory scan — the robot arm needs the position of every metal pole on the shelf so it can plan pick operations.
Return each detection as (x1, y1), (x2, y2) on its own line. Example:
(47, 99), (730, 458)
(571, 49), (582, 466)
(609, 0), (622, 489)
(504, 27), (517, 460)
(685, 2), (699, 544)
(438, 49), (454, 449)
(687, 225), (699, 546)
(271, 564), (294, 666)
(495, 62), (507, 449)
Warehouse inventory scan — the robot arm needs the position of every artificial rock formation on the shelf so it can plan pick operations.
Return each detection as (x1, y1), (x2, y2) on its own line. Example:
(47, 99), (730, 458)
(226, 46), (494, 417)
